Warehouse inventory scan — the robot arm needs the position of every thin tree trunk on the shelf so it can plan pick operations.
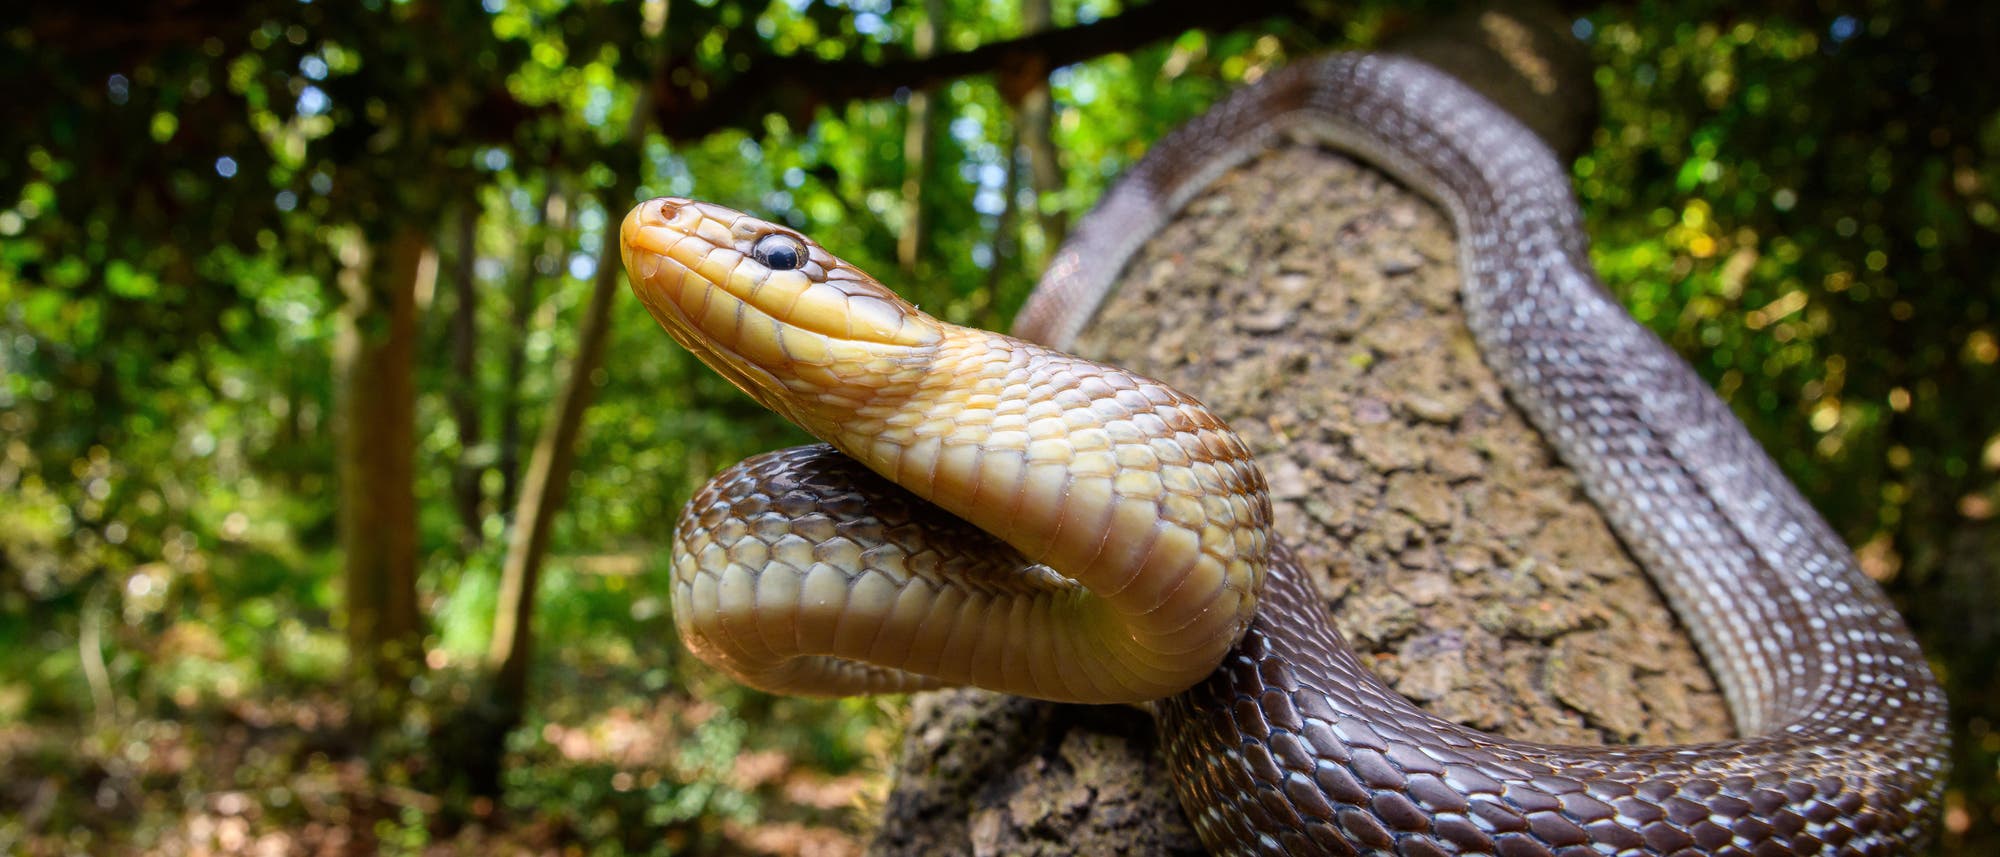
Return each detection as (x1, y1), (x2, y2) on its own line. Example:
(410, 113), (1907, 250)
(988, 113), (1024, 306)
(449, 202), (485, 547)
(984, 0), (1054, 325)
(1018, 0), (1065, 259)
(447, 79), (653, 796)
(334, 225), (433, 734)
(497, 185), (569, 514)
(484, 185), (630, 732)
(896, 0), (943, 274)
(985, 123), (1022, 329)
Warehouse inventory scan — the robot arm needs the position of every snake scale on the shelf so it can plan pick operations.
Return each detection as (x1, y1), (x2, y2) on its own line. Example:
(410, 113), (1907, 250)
(621, 53), (1949, 855)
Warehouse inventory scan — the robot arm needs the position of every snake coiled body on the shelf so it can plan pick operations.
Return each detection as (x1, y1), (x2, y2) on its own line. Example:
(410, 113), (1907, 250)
(623, 53), (1948, 856)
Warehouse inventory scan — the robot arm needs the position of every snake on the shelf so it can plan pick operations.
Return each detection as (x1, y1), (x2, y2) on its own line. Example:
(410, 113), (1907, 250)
(620, 53), (1949, 856)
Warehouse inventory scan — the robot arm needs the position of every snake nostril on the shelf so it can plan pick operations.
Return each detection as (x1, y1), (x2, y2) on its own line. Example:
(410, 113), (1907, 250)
(654, 198), (681, 221)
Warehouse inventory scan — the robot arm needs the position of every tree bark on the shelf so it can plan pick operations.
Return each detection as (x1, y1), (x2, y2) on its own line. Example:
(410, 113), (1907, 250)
(482, 188), (629, 746)
(1017, 0), (1066, 260)
(870, 6), (1731, 854)
(497, 186), (570, 515)
(979, 0), (1052, 325)
(651, 0), (1297, 142)
(896, 0), (944, 274)
(448, 202), (485, 547)
(334, 225), (433, 733)
(986, 119), (1022, 322)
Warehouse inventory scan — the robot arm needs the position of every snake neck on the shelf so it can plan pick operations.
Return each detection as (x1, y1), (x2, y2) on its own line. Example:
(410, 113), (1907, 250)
(820, 327), (1274, 658)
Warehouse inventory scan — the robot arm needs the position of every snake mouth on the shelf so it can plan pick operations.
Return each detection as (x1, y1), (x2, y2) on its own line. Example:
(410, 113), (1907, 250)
(621, 198), (940, 354)
(620, 201), (791, 407)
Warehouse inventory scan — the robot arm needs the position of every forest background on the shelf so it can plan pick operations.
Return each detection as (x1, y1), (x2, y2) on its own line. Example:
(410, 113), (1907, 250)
(3, 0), (1997, 854)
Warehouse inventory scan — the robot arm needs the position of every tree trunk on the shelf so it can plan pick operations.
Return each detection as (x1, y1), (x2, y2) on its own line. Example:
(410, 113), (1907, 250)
(334, 225), (433, 734)
(448, 202), (485, 547)
(1017, 0), (1065, 260)
(497, 186), (570, 516)
(868, 6), (1726, 854)
(985, 118), (1022, 324)
(896, 0), (944, 274)
(464, 188), (629, 786)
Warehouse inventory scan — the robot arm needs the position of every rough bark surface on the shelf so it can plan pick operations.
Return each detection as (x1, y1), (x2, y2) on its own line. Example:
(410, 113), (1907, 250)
(448, 203), (486, 548)
(1079, 146), (1738, 747)
(335, 226), (432, 732)
(871, 48), (1739, 857)
(488, 190), (631, 716)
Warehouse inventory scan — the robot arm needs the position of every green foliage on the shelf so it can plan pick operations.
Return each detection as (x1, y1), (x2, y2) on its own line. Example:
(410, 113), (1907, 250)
(1581, 2), (2000, 567)
(2, 0), (1995, 853)
(1578, 5), (2000, 846)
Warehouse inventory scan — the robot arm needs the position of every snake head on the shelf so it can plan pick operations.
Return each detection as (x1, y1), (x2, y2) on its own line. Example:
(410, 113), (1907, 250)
(621, 198), (944, 429)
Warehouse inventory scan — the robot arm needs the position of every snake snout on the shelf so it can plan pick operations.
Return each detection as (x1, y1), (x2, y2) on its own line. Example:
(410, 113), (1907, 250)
(622, 197), (697, 258)
(646, 197), (699, 228)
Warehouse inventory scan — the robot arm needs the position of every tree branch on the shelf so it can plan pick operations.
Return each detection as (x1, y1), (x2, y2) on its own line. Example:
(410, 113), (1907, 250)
(651, 0), (1300, 142)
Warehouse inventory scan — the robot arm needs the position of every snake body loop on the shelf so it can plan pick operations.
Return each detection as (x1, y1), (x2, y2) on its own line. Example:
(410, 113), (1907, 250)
(624, 195), (1271, 704)
(624, 52), (1948, 856)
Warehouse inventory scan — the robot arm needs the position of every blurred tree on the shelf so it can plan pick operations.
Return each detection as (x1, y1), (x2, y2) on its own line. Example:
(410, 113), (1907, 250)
(497, 182), (573, 516)
(1018, 0), (1068, 268)
(2, 0), (540, 737)
(333, 225), (430, 731)
(897, 0), (945, 274)
(1579, 6), (2000, 843)
(482, 167), (642, 797)
(446, 203), (486, 548)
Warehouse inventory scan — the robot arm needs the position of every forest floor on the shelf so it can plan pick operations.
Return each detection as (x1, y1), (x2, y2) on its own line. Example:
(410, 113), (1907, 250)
(1, 661), (898, 857)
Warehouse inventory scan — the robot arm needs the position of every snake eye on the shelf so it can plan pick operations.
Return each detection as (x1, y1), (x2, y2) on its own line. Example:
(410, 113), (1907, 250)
(751, 233), (807, 271)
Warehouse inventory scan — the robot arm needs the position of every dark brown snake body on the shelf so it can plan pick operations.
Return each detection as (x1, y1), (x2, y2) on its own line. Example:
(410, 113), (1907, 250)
(627, 52), (1949, 855)
(1015, 53), (1948, 856)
